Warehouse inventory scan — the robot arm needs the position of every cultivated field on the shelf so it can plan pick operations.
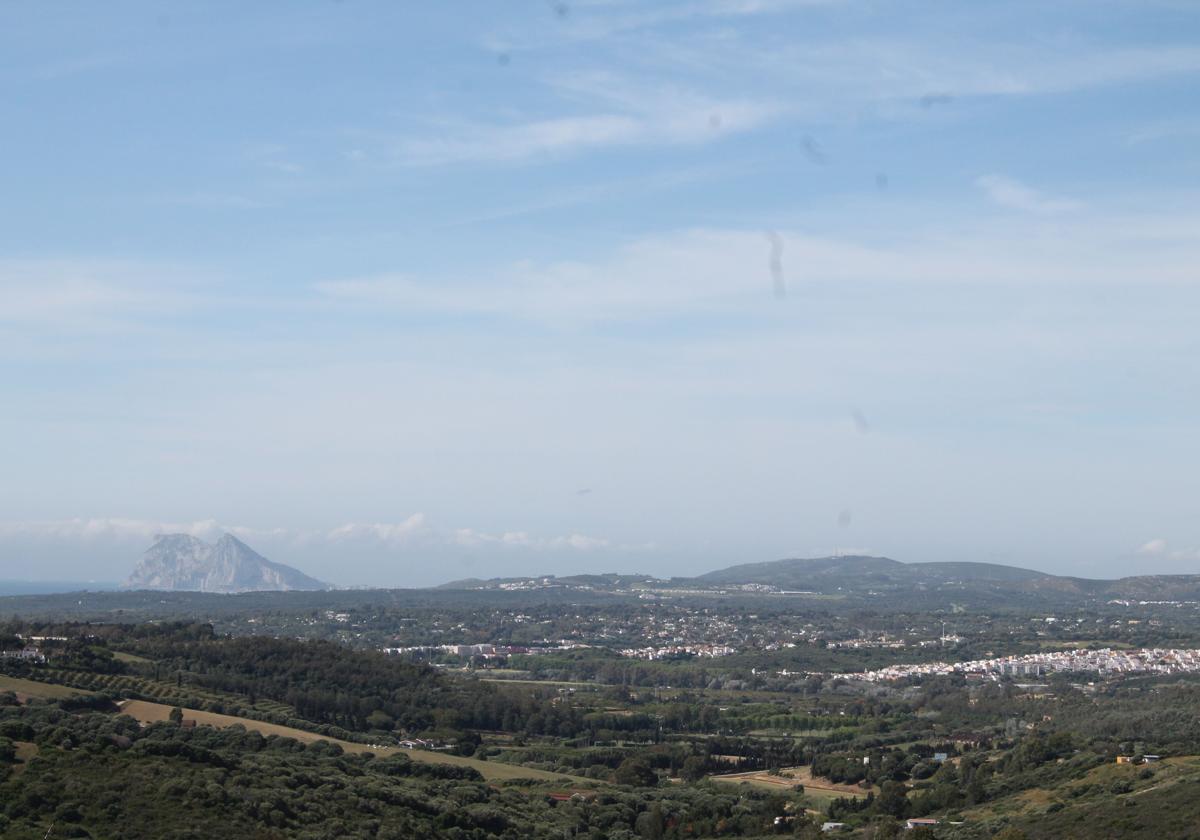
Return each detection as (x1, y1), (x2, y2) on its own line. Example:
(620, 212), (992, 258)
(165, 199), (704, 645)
(117, 699), (590, 784)
(711, 764), (870, 802)
(0, 674), (94, 700)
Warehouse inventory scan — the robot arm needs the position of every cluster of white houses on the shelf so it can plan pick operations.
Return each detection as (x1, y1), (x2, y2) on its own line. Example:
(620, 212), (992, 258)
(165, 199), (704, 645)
(385, 641), (738, 661)
(617, 643), (737, 660)
(847, 647), (1200, 682)
(0, 647), (45, 663)
(384, 642), (590, 659)
(1, 635), (68, 665)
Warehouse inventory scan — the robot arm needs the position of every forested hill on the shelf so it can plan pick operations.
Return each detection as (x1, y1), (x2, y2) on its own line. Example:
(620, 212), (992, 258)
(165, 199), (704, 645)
(686, 555), (1200, 603)
(692, 556), (1048, 587)
(435, 555), (1200, 606)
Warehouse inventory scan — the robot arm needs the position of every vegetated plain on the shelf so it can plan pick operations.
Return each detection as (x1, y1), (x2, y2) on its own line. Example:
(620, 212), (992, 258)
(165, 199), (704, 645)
(6, 557), (1200, 837)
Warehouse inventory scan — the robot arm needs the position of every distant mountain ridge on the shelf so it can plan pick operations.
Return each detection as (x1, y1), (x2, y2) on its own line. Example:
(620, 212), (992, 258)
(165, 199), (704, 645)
(693, 555), (1048, 587)
(124, 534), (326, 594)
(692, 555), (1200, 602)
(440, 555), (1200, 605)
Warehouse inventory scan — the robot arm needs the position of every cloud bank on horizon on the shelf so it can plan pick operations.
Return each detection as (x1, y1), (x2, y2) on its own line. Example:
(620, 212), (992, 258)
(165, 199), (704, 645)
(2, 0), (1199, 585)
(0, 517), (641, 587)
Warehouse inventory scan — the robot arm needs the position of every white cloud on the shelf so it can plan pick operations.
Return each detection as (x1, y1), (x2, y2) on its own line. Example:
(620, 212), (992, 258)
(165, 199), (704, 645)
(451, 528), (611, 551)
(319, 518), (623, 553)
(1137, 538), (1168, 555)
(1136, 538), (1200, 563)
(975, 175), (1083, 215)
(0, 518), (225, 543)
(0, 515), (616, 555)
(326, 515), (431, 544)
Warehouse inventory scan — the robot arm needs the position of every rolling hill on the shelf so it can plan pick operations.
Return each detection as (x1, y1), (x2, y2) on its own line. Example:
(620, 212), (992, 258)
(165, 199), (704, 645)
(437, 555), (1200, 607)
(688, 555), (1200, 604)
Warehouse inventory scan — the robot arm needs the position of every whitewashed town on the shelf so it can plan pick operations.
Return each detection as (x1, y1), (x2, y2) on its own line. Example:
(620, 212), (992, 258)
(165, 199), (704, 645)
(848, 647), (1200, 682)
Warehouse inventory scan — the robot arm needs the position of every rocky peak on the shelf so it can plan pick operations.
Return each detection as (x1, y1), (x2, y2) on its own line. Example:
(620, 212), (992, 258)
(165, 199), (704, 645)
(124, 533), (326, 593)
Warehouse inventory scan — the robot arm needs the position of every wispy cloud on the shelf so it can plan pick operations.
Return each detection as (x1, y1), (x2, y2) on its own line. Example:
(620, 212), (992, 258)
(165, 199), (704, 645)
(489, 0), (842, 47)
(393, 94), (780, 166)
(975, 175), (1083, 215)
(241, 142), (304, 174)
(646, 36), (1200, 119)
(147, 192), (270, 210)
(369, 14), (1200, 174)
(1126, 118), (1200, 145)
(315, 204), (1200, 324)
(0, 260), (201, 328)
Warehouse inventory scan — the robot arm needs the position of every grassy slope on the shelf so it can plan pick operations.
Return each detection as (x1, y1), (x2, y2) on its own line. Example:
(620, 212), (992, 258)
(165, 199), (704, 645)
(108, 650), (154, 664)
(958, 756), (1200, 839)
(10, 741), (39, 775)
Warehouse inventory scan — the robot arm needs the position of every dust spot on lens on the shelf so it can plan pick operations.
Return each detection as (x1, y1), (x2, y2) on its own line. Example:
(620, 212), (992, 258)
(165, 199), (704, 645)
(919, 93), (953, 108)
(765, 231), (785, 299)
(800, 135), (828, 166)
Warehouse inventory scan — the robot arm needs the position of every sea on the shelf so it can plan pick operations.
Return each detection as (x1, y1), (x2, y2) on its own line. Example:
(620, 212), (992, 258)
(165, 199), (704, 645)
(0, 581), (120, 596)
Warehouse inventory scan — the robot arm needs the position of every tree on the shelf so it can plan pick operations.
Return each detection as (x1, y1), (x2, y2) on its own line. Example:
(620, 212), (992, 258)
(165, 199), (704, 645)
(168, 706), (184, 724)
(864, 819), (903, 840)
(792, 813), (824, 839)
(613, 757), (658, 787)
(877, 780), (910, 819)
(366, 710), (395, 731)
(634, 804), (665, 839)
(680, 755), (707, 783)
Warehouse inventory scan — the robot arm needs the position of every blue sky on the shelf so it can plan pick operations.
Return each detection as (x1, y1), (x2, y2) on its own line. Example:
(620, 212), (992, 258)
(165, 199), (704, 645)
(2, 0), (1200, 586)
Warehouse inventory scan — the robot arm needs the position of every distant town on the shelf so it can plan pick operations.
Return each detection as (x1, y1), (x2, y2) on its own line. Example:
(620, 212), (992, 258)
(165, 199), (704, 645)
(847, 647), (1200, 682)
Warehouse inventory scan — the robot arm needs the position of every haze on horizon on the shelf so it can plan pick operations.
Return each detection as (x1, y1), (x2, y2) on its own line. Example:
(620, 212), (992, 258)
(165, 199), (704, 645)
(2, 1), (1199, 589)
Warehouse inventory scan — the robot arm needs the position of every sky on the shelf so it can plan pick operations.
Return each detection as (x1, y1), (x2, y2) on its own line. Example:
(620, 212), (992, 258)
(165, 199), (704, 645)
(2, 0), (1199, 587)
